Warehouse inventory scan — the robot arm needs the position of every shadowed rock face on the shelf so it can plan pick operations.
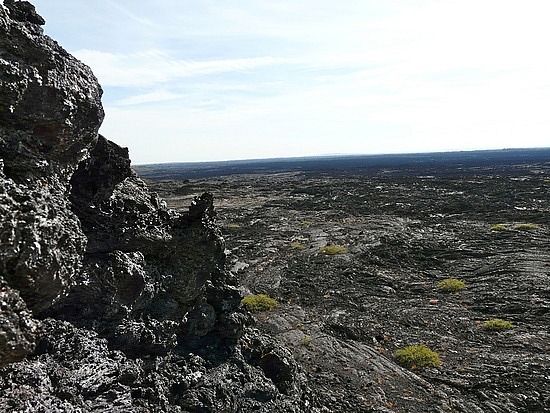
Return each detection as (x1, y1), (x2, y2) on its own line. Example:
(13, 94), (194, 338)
(0, 0), (103, 316)
(0, 2), (310, 411)
(0, 3), (102, 182)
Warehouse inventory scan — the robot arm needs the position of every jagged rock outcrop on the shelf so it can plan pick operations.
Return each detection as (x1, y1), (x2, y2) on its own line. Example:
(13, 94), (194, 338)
(1, 0), (103, 318)
(0, 2), (309, 411)
(3, 0), (44, 25)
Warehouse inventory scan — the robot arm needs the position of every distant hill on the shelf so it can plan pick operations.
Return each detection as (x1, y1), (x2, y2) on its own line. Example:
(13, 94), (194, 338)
(134, 147), (550, 180)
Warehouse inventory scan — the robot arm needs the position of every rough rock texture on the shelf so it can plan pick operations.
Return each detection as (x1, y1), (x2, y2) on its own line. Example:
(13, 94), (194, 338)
(3, 0), (44, 25)
(149, 164), (549, 412)
(0, 2), (310, 411)
(0, 277), (40, 365)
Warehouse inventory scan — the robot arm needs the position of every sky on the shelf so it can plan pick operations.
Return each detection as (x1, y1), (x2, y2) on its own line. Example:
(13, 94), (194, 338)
(32, 0), (550, 164)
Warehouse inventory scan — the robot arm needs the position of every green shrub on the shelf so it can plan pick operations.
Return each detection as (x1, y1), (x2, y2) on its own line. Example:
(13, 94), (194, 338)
(483, 318), (513, 331)
(514, 223), (540, 230)
(437, 278), (466, 293)
(241, 294), (278, 313)
(319, 245), (346, 255)
(290, 242), (305, 250)
(491, 224), (507, 231)
(300, 221), (312, 228)
(395, 344), (441, 369)
(300, 336), (312, 346)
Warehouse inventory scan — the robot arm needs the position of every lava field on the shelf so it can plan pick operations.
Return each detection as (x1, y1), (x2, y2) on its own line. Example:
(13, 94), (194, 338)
(145, 158), (549, 412)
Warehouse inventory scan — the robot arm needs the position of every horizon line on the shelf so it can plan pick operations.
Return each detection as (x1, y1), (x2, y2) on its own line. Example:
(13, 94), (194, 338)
(133, 146), (550, 167)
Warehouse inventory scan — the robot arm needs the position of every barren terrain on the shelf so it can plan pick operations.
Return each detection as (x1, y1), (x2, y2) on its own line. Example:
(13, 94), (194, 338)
(143, 155), (550, 412)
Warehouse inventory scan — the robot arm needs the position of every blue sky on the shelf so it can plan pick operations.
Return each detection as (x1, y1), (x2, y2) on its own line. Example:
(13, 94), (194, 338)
(32, 0), (550, 164)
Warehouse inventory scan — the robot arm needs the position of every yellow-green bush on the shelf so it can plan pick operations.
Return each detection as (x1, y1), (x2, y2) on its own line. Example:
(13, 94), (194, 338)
(395, 344), (441, 369)
(241, 294), (278, 313)
(300, 336), (312, 346)
(437, 278), (466, 293)
(491, 224), (507, 231)
(319, 245), (346, 255)
(290, 242), (305, 250)
(483, 318), (513, 331)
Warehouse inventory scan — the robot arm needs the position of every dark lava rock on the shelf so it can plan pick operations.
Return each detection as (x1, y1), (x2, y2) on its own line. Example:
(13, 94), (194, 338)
(0, 277), (40, 365)
(0, 2), (310, 411)
(0, 0), (101, 314)
(149, 163), (550, 412)
(4, 0), (45, 25)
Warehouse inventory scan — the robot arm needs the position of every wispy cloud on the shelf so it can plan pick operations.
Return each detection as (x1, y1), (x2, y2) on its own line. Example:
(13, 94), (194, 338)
(74, 49), (297, 88)
(106, 1), (156, 27)
(115, 90), (186, 106)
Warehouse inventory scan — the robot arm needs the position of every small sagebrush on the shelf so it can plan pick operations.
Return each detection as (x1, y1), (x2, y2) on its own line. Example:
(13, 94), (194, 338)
(319, 245), (346, 255)
(491, 224), (507, 231)
(437, 278), (466, 293)
(300, 336), (312, 346)
(483, 318), (513, 331)
(395, 344), (441, 369)
(241, 294), (278, 313)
